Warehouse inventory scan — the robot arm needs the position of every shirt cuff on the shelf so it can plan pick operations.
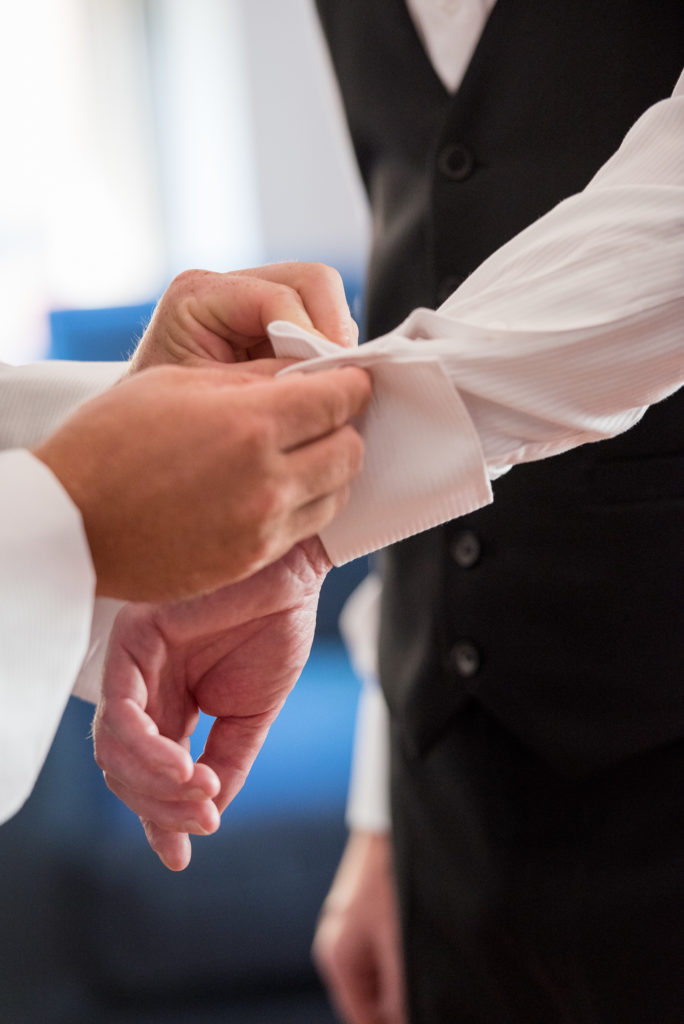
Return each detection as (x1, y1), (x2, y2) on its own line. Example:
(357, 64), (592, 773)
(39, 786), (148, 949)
(0, 450), (97, 824)
(71, 597), (126, 704)
(268, 321), (493, 565)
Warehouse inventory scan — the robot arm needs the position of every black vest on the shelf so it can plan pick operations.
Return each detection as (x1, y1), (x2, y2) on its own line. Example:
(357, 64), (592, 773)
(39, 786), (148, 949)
(316, 0), (684, 778)
(316, 5), (684, 1019)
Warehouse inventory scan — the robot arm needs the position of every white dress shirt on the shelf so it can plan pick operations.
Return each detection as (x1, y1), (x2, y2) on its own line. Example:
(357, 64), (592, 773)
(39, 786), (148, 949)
(0, 360), (124, 823)
(272, 62), (684, 831)
(405, 0), (497, 93)
(0, 0), (499, 826)
(1, 4), (682, 825)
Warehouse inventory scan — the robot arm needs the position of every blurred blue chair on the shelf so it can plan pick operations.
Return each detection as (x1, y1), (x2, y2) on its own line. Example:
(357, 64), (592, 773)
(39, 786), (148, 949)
(49, 302), (157, 362)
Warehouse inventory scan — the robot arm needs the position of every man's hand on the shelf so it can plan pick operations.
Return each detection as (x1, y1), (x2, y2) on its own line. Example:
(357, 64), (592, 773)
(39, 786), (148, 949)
(130, 263), (358, 372)
(313, 831), (407, 1024)
(34, 362), (369, 601)
(92, 538), (331, 869)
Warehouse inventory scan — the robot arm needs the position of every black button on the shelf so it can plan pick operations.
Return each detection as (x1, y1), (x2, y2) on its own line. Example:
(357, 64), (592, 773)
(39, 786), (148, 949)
(448, 641), (481, 679)
(436, 274), (464, 306)
(450, 530), (481, 569)
(438, 143), (475, 181)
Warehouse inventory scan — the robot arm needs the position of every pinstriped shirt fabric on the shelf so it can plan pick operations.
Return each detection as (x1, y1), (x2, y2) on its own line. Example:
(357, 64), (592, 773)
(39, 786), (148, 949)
(271, 73), (684, 568)
(0, 360), (124, 823)
(316, 72), (684, 831)
(404, 0), (497, 93)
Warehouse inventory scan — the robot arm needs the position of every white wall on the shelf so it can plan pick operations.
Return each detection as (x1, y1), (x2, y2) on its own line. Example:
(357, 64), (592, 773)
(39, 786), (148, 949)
(0, 0), (369, 363)
(240, 0), (369, 274)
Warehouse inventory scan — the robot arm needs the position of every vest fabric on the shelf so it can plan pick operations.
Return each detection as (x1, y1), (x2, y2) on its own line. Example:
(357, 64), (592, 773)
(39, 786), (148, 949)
(316, 1), (684, 1020)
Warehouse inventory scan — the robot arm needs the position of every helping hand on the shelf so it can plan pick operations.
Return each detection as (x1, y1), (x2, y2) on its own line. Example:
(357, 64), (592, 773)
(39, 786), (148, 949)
(35, 363), (369, 601)
(130, 262), (358, 373)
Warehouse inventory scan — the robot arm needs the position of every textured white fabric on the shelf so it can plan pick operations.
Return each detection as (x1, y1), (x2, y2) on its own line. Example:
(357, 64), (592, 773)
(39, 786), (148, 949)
(270, 77), (684, 566)
(0, 360), (127, 450)
(339, 574), (391, 832)
(0, 451), (96, 823)
(305, 69), (684, 831)
(270, 322), (493, 563)
(405, 0), (497, 93)
(71, 597), (125, 703)
(0, 360), (124, 822)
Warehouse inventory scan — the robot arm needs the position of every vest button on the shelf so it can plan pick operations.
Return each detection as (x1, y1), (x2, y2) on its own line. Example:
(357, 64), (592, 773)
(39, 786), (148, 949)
(448, 641), (481, 679)
(450, 530), (481, 568)
(438, 142), (475, 181)
(436, 274), (464, 306)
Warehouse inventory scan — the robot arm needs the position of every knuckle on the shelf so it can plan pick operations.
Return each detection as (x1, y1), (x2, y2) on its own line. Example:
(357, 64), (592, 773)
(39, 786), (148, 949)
(242, 412), (277, 457)
(336, 426), (364, 478)
(307, 261), (342, 288)
(165, 269), (213, 324)
(252, 480), (288, 524)
(238, 477), (293, 564)
(169, 268), (204, 295)
(322, 385), (350, 429)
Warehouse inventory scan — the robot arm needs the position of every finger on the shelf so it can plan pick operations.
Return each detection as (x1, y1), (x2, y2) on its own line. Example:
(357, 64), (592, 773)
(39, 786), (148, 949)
(94, 697), (197, 786)
(237, 262), (358, 348)
(198, 713), (276, 812)
(96, 722), (220, 803)
(272, 366), (371, 451)
(216, 356), (299, 379)
(281, 264), (358, 349)
(142, 820), (192, 872)
(182, 272), (317, 357)
(286, 421), (364, 506)
(104, 773), (221, 835)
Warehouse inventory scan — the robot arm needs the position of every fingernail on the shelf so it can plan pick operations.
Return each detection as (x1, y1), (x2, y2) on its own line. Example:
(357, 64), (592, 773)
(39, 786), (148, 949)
(186, 787), (212, 800)
(188, 819), (214, 836)
(164, 763), (191, 784)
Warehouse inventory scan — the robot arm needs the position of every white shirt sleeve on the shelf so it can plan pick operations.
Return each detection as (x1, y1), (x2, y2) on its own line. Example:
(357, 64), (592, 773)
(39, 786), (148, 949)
(0, 360), (125, 822)
(269, 71), (684, 566)
(339, 574), (392, 831)
(0, 451), (96, 823)
(0, 359), (127, 450)
(271, 71), (684, 832)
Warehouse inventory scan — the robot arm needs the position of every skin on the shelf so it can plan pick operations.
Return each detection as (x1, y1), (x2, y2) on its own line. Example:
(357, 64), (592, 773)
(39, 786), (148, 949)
(86, 261), (370, 864)
(313, 831), (407, 1024)
(34, 262), (369, 601)
(85, 262), (405, 1021)
(92, 537), (332, 869)
(128, 262), (358, 372)
(35, 361), (368, 601)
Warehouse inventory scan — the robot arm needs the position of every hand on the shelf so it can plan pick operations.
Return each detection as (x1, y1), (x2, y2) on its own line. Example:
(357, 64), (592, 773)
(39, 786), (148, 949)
(129, 263), (358, 372)
(313, 831), (407, 1024)
(34, 362), (370, 601)
(92, 538), (331, 869)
